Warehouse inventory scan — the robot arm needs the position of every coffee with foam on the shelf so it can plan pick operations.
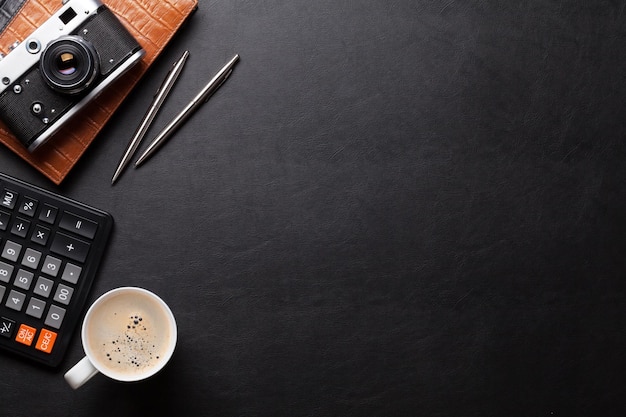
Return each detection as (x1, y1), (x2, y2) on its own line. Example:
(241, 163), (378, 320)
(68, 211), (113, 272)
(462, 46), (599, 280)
(83, 289), (175, 380)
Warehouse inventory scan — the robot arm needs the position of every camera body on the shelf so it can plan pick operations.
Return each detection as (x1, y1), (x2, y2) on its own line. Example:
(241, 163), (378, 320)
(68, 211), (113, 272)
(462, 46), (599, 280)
(0, 0), (145, 152)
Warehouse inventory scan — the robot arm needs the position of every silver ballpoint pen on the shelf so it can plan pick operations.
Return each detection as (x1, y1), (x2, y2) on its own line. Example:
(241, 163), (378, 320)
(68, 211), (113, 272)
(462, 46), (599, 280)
(134, 54), (240, 167)
(111, 50), (190, 184)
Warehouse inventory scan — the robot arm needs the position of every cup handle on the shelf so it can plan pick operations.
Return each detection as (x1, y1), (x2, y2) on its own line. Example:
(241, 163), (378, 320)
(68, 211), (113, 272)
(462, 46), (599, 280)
(64, 356), (99, 389)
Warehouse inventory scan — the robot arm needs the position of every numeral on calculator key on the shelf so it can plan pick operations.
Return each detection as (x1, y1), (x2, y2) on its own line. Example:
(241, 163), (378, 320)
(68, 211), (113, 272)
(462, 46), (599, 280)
(26, 297), (46, 319)
(53, 284), (74, 306)
(0, 261), (13, 283)
(13, 269), (34, 291)
(6, 289), (25, 311)
(1, 240), (21, 262)
(33, 276), (54, 298)
(41, 255), (62, 277)
(44, 305), (66, 329)
(21, 248), (42, 269)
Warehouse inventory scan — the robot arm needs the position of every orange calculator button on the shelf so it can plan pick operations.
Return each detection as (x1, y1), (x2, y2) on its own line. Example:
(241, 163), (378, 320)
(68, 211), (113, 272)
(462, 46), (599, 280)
(15, 324), (37, 346)
(35, 329), (57, 354)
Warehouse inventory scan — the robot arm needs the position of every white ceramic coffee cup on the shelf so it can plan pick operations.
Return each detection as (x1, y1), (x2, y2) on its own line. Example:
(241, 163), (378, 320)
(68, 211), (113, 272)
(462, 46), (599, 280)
(64, 287), (177, 389)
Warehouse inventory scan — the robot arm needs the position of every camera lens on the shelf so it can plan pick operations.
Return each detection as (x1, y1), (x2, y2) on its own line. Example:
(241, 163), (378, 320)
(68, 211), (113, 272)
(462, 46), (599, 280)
(56, 52), (78, 75)
(40, 36), (99, 94)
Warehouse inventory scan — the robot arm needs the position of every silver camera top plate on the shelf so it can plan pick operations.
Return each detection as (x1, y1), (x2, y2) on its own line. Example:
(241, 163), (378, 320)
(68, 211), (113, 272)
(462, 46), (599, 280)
(0, 0), (103, 95)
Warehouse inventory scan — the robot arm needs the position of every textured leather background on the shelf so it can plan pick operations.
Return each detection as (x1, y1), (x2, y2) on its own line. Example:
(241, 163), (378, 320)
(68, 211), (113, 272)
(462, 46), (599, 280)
(0, 0), (197, 184)
(1, 0), (626, 416)
(0, 0), (27, 33)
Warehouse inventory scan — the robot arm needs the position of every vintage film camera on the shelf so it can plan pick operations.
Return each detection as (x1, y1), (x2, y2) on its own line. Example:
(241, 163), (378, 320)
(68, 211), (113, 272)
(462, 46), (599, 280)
(0, 0), (145, 152)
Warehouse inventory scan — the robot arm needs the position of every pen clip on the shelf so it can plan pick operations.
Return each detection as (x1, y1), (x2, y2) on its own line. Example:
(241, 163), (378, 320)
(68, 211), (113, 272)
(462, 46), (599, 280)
(204, 69), (233, 103)
(154, 50), (190, 98)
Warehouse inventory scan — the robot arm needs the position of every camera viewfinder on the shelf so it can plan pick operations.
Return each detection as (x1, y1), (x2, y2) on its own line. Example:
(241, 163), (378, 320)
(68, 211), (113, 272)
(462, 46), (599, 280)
(59, 8), (77, 24)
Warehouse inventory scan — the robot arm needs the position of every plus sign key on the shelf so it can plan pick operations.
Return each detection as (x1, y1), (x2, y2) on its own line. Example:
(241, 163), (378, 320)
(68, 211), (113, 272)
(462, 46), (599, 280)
(50, 233), (90, 263)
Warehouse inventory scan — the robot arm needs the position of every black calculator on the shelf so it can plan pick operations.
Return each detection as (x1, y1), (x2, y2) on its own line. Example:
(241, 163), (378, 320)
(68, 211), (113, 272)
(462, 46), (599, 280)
(0, 172), (112, 367)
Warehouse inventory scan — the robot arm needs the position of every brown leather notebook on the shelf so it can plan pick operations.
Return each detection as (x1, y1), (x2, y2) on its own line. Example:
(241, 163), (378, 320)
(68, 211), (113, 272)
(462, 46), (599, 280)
(0, 0), (198, 184)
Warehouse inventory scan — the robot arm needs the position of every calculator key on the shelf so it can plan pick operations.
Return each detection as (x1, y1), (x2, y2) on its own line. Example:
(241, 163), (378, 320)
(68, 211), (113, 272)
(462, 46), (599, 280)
(50, 232), (90, 263)
(26, 297), (47, 319)
(6, 289), (26, 311)
(0, 285), (5, 302)
(44, 305), (66, 329)
(15, 323), (36, 346)
(2, 240), (21, 262)
(41, 255), (62, 277)
(35, 329), (57, 354)
(21, 248), (42, 270)
(10, 217), (30, 238)
(18, 197), (38, 217)
(0, 316), (15, 338)
(0, 210), (9, 231)
(60, 212), (98, 240)
(13, 269), (34, 291)
(30, 225), (51, 246)
(61, 263), (82, 284)
(33, 276), (54, 298)
(0, 261), (13, 283)
(38, 204), (58, 224)
(1, 189), (17, 210)
(53, 284), (74, 306)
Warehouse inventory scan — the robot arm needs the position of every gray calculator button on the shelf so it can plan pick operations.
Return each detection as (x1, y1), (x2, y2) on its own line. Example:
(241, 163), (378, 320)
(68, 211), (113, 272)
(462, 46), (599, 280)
(33, 276), (54, 298)
(44, 305), (66, 329)
(13, 269), (34, 291)
(26, 297), (46, 319)
(61, 263), (82, 284)
(6, 290), (25, 311)
(0, 261), (13, 283)
(21, 248), (42, 269)
(41, 255), (62, 277)
(53, 284), (73, 306)
(1, 240), (21, 262)
(0, 285), (5, 303)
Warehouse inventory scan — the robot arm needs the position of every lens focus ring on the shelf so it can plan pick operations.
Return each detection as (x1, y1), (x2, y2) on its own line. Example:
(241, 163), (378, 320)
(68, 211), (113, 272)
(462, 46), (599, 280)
(40, 36), (99, 94)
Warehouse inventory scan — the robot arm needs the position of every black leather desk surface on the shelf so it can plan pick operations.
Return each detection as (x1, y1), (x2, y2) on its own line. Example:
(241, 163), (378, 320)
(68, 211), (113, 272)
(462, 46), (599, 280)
(1, 1), (625, 416)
